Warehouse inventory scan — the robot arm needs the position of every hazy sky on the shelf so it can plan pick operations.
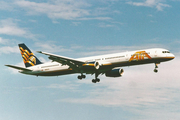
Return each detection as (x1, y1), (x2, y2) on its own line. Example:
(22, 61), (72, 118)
(0, 0), (180, 120)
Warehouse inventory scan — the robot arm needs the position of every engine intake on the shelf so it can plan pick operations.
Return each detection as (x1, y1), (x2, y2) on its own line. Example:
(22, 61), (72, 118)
(94, 61), (100, 69)
(83, 61), (100, 70)
(105, 68), (124, 77)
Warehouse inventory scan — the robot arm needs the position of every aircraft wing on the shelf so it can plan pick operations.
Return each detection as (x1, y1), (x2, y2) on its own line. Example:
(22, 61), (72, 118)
(5, 65), (32, 71)
(37, 51), (85, 69)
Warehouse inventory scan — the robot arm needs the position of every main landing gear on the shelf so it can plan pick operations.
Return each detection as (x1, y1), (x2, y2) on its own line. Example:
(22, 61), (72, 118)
(92, 78), (100, 83)
(77, 73), (100, 83)
(92, 72), (100, 83)
(154, 63), (159, 73)
(77, 74), (86, 80)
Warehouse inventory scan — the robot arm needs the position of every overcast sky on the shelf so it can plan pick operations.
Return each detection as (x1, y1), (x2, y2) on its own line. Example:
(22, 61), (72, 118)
(0, 0), (180, 120)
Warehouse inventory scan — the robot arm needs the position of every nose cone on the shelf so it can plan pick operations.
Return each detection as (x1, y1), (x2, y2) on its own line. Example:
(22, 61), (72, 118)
(168, 53), (175, 60)
(171, 53), (175, 58)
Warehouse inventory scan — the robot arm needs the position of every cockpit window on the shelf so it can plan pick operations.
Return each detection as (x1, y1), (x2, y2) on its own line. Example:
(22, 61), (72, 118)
(162, 51), (170, 53)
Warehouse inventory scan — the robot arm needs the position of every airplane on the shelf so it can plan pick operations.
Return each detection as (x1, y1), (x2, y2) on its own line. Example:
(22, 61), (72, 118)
(5, 43), (175, 83)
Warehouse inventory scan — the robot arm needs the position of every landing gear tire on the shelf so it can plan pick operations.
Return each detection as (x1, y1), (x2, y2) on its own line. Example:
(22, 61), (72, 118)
(154, 69), (158, 73)
(82, 75), (86, 79)
(92, 79), (96, 83)
(92, 78), (100, 83)
(78, 75), (86, 80)
(78, 76), (82, 80)
(96, 78), (100, 82)
(154, 63), (160, 73)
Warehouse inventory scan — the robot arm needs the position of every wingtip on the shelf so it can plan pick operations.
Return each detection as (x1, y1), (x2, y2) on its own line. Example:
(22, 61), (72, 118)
(37, 51), (42, 53)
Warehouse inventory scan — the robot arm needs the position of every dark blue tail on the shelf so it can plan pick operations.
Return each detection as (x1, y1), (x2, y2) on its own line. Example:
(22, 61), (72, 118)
(18, 43), (42, 67)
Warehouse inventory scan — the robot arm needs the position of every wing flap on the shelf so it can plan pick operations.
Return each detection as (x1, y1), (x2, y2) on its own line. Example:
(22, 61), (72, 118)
(5, 65), (32, 71)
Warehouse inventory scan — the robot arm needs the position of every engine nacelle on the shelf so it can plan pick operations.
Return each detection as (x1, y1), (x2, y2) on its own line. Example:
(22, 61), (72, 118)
(82, 61), (100, 70)
(94, 61), (100, 69)
(105, 68), (124, 77)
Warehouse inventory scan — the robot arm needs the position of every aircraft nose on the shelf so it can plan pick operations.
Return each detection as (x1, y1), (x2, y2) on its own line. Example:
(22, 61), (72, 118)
(168, 53), (175, 60)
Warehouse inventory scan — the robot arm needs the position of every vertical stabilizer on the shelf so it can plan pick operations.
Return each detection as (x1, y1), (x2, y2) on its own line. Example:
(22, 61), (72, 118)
(18, 43), (42, 67)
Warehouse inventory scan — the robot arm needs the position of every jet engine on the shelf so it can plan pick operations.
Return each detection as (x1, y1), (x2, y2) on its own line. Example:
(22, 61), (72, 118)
(105, 68), (124, 77)
(82, 61), (100, 70)
(94, 61), (100, 69)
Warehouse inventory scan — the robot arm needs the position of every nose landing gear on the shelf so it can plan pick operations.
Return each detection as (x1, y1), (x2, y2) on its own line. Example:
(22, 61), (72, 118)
(154, 63), (160, 73)
(154, 68), (158, 73)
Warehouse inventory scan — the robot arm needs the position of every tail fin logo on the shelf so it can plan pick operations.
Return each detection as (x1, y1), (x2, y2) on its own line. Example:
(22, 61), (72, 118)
(19, 47), (36, 66)
(129, 51), (151, 62)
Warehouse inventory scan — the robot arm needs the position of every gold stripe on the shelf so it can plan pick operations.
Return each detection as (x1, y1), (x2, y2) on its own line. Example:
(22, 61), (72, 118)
(154, 57), (175, 59)
(25, 50), (30, 56)
(28, 61), (34, 66)
(19, 47), (24, 52)
(103, 63), (112, 66)
(23, 55), (27, 60)
(19, 47), (37, 66)
(82, 64), (95, 66)
(19, 47), (24, 55)
(24, 52), (29, 58)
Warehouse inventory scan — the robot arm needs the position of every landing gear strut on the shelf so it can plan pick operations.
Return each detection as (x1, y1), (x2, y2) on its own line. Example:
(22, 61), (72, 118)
(92, 72), (100, 83)
(154, 63), (159, 73)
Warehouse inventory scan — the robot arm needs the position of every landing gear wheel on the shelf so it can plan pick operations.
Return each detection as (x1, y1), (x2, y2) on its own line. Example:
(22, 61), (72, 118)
(82, 75), (86, 79)
(78, 74), (86, 80)
(78, 76), (82, 80)
(92, 79), (96, 83)
(154, 69), (158, 73)
(92, 78), (100, 83)
(96, 78), (100, 82)
(154, 63), (160, 73)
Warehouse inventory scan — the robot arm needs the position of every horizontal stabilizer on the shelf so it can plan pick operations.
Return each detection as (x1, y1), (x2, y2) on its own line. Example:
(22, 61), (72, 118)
(5, 65), (32, 71)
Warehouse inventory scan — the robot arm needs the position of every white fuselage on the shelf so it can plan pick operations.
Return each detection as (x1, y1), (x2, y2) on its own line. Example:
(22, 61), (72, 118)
(20, 48), (175, 76)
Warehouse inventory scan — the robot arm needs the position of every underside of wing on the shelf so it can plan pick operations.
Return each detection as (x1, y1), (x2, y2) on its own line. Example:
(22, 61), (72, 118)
(37, 51), (85, 70)
(5, 65), (32, 71)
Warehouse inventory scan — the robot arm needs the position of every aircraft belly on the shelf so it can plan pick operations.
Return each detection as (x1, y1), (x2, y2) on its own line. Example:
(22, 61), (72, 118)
(35, 69), (76, 76)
